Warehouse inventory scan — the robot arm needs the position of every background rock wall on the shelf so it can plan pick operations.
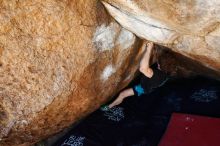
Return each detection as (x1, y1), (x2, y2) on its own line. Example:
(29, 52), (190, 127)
(102, 0), (220, 73)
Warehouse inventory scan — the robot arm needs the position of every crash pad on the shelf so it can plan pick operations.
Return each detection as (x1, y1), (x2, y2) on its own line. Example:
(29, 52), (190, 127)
(159, 113), (220, 146)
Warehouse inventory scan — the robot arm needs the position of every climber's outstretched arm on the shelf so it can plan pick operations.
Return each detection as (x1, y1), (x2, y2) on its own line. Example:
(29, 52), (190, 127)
(139, 42), (154, 78)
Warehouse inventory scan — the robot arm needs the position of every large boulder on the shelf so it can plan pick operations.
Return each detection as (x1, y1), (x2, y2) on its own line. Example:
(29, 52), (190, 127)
(0, 0), (144, 145)
(102, 0), (220, 73)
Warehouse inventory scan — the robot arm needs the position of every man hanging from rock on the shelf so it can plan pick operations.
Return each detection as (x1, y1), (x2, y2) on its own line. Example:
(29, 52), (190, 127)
(108, 41), (169, 108)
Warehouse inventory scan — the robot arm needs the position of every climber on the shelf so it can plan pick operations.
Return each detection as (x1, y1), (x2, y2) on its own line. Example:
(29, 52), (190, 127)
(108, 41), (168, 108)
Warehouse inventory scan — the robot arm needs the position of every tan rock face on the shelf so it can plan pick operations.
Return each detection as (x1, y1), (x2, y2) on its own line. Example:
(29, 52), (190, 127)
(102, 0), (220, 74)
(0, 0), (144, 145)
